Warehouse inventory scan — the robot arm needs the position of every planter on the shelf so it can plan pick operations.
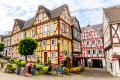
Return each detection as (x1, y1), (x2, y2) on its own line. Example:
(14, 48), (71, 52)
(17, 68), (21, 75)
(32, 69), (36, 75)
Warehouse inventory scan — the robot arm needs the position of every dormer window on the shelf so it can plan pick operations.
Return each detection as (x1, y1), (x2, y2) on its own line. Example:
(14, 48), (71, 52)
(39, 13), (43, 21)
(65, 11), (68, 19)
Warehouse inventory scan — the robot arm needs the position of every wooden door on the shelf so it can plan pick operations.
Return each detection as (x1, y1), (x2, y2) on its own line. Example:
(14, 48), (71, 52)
(67, 60), (71, 69)
(5, 50), (7, 56)
(44, 52), (47, 64)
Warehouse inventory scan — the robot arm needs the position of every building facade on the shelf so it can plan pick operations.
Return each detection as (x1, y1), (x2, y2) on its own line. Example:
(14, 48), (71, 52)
(103, 5), (120, 77)
(2, 34), (12, 57)
(80, 24), (105, 68)
(71, 17), (81, 67)
(11, 4), (77, 68)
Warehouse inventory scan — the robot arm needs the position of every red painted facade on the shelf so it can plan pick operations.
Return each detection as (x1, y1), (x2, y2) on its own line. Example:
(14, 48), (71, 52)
(79, 25), (104, 65)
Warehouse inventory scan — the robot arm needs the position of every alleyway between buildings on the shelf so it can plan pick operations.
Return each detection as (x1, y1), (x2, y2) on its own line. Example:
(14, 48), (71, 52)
(0, 68), (119, 80)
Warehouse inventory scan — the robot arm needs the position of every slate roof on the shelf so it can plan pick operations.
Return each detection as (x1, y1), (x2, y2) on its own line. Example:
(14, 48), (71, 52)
(81, 24), (103, 37)
(103, 5), (120, 23)
(15, 4), (67, 30)
(14, 19), (25, 30)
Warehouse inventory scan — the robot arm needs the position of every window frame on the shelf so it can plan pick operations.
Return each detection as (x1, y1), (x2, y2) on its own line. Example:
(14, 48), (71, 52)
(43, 25), (47, 34)
(92, 49), (96, 54)
(31, 29), (34, 37)
(65, 11), (68, 19)
(86, 40), (90, 45)
(42, 40), (46, 47)
(51, 51), (56, 61)
(88, 33), (91, 37)
(49, 22), (54, 33)
(27, 30), (30, 38)
(51, 38), (55, 46)
(68, 27), (70, 35)
(97, 39), (101, 44)
(87, 49), (91, 55)
(62, 24), (65, 33)
(98, 49), (102, 54)
(92, 40), (95, 45)
(39, 13), (43, 21)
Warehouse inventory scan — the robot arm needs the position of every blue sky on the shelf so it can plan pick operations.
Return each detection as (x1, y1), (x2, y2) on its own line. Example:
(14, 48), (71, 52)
(0, 0), (120, 34)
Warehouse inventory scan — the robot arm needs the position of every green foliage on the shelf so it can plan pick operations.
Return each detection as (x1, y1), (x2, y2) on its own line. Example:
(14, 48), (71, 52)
(37, 58), (40, 64)
(18, 38), (37, 61)
(4, 56), (10, 60)
(47, 58), (50, 65)
(32, 62), (36, 69)
(0, 42), (4, 52)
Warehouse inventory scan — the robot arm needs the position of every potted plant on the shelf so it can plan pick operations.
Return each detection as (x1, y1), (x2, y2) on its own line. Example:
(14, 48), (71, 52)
(16, 60), (21, 75)
(37, 58), (40, 64)
(32, 62), (36, 75)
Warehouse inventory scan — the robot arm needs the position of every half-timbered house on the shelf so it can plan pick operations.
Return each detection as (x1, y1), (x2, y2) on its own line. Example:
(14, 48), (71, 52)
(71, 17), (81, 67)
(80, 24), (105, 68)
(2, 32), (12, 57)
(103, 5), (120, 77)
(11, 4), (73, 68)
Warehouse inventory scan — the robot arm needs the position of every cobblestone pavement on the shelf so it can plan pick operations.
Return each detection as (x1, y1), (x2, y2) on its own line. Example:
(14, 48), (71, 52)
(0, 68), (120, 80)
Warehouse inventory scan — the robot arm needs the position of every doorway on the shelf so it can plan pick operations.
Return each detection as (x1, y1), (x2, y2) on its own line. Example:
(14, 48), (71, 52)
(73, 57), (78, 67)
(84, 59), (88, 67)
(67, 60), (71, 69)
(92, 59), (103, 68)
(44, 52), (47, 64)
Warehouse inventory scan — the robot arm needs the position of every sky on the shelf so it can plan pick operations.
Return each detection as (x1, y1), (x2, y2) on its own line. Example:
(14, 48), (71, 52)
(0, 0), (120, 34)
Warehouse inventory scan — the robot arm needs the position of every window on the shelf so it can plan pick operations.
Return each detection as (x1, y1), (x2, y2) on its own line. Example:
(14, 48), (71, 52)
(63, 24), (65, 32)
(88, 33), (91, 37)
(92, 40), (95, 45)
(39, 13), (43, 21)
(22, 32), (25, 39)
(51, 52), (55, 60)
(87, 41), (89, 45)
(31, 29), (34, 37)
(98, 49), (102, 54)
(12, 36), (14, 42)
(87, 50), (91, 54)
(42, 40), (46, 47)
(97, 40), (101, 44)
(27, 55), (31, 60)
(32, 53), (35, 60)
(14, 46), (16, 51)
(68, 28), (70, 35)
(65, 11), (68, 19)
(49, 23), (54, 32)
(93, 50), (95, 54)
(43, 25), (47, 34)
(27, 30), (30, 37)
(75, 30), (77, 37)
(51, 38), (55, 45)
(19, 33), (21, 40)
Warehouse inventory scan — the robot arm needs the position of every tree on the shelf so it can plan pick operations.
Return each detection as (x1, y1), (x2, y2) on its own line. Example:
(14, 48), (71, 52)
(18, 38), (37, 62)
(0, 42), (4, 52)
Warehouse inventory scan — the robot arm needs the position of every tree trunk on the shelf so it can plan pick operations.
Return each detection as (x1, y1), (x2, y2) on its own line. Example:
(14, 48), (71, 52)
(25, 55), (27, 62)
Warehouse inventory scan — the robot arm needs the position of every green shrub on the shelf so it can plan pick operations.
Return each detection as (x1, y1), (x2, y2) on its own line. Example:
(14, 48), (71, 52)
(47, 58), (50, 65)
(4, 56), (10, 60)
(37, 58), (40, 64)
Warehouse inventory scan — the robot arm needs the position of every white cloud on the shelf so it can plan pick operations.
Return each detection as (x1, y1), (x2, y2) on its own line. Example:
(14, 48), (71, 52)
(0, 0), (119, 34)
